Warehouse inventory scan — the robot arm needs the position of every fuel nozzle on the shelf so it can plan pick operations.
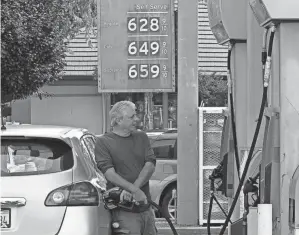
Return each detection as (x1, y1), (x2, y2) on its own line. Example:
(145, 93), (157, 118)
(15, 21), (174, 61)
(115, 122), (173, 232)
(209, 162), (224, 180)
(243, 174), (259, 194)
(209, 162), (224, 193)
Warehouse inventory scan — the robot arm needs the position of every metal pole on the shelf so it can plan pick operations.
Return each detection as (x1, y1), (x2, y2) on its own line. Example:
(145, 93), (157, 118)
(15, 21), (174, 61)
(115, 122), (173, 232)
(177, 0), (199, 225)
(162, 93), (168, 129)
(97, 0), (106, 134)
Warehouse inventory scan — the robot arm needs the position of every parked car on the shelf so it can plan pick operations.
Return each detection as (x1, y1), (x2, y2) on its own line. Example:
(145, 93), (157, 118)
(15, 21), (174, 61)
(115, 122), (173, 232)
(147, 129), (178, 219)
(1, 124), (112, 235)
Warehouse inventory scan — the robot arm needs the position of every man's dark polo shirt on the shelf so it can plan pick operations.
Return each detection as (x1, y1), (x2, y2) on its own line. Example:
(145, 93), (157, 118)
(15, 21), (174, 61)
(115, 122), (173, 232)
(95, 131), (156, 212)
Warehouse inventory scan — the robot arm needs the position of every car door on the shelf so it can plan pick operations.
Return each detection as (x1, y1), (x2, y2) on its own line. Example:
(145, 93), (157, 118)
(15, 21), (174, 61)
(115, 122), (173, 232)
(151, 138), (177, 181)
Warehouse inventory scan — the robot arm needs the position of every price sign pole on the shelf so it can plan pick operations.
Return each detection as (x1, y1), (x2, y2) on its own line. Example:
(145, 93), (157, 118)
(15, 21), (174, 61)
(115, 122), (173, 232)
(177, 0), (199, 225)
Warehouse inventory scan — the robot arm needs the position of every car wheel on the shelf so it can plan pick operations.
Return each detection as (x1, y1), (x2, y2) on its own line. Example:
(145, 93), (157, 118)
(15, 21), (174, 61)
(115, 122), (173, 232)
(161, 185), (177, 219)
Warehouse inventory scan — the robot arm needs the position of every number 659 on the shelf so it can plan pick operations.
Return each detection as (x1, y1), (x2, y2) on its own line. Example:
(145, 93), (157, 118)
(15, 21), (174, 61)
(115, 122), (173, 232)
(128, 64), (160, 79)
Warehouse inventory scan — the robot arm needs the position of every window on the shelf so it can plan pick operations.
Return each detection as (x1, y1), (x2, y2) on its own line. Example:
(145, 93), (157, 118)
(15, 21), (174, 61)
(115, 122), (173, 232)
(151, 139), (177, 159)
(83, 136), (96, 162)
(1, 138), (73, 176)
(80, 139), (92, 162)
(80, 135), (106, 189)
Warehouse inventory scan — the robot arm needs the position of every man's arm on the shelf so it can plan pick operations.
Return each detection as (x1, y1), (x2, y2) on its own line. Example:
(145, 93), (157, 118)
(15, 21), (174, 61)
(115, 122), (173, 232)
(104, 168), (139, 193)
(134, 133), (156, 188)
(134, 161), (155, 188)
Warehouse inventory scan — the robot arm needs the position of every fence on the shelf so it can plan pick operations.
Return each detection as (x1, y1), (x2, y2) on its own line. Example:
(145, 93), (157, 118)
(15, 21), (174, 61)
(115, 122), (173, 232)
(198, 107), (228, 225)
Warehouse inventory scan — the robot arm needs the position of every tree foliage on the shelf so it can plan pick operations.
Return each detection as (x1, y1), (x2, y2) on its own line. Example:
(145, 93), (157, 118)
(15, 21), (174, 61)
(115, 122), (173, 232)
(199, 73), (228, 107)
(1, 0), (96, 103)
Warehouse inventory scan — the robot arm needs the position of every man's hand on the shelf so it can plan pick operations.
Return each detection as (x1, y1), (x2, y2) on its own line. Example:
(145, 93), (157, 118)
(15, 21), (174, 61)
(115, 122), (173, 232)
(132, 188), (148, 205)
(120, 190), (133, 202)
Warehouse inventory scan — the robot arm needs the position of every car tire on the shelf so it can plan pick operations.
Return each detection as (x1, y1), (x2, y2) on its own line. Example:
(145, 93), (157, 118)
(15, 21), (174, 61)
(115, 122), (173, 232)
(161, 185), (177, 219)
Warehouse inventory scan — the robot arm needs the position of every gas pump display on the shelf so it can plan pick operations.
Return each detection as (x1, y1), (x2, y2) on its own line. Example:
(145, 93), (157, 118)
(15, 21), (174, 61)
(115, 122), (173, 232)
(99, 0), (175, 92)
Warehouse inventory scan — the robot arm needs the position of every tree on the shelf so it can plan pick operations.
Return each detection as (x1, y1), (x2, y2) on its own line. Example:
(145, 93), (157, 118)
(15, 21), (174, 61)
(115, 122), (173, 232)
(199, 73), (228, 107)
(1, 0), (96, 104)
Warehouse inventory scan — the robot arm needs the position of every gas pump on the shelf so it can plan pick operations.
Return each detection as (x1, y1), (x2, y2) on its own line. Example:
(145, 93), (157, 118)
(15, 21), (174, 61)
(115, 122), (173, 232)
(249, 1), (299, 235)
(206, 1), (248, 232)
(206, 0), (299, 235)
(206, 0), (265, 234)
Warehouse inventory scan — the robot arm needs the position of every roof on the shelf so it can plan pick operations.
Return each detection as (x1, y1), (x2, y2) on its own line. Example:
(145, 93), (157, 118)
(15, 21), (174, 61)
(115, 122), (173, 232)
(63, 3), (227, 77)
(198, 1), (228, 76)
(0, 124), (88, 139)
(64, 30), (97, 77)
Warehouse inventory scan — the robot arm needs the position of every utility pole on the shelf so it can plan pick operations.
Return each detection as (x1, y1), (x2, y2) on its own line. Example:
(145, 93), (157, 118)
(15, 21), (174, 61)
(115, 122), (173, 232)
(177, 0), (199, 225)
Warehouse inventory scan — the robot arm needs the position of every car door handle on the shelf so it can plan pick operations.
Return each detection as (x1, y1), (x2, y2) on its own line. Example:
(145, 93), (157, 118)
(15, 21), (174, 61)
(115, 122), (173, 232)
(1, 198), (26, 207)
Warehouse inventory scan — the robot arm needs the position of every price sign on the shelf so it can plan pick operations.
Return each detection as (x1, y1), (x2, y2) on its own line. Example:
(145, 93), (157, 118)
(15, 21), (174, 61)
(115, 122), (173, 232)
(99, 0), (175, 92)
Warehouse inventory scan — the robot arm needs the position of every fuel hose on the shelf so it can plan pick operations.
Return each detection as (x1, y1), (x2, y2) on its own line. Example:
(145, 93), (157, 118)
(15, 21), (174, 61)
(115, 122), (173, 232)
(148, 199), (179, 235)
(207, 42), (240, 235)
(208, 176), (216, 235)
(227, 42), (241, 179)
(207, 172), (232, 235)
(262, 28), (269, 107)
(218, 25), (276, 235)
(207, 194), (214, 235)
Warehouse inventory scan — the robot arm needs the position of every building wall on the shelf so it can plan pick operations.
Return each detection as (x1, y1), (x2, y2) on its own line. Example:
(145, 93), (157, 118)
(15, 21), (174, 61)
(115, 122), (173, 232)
(11, 3), (227, 132)
(11, 30), (106, 134)
(12, 85), (106, 135)
(11, 99), (31, 124)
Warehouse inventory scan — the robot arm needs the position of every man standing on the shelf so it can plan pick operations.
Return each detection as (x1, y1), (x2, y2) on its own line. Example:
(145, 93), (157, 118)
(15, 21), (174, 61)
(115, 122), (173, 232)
(95, 100), (157, 235)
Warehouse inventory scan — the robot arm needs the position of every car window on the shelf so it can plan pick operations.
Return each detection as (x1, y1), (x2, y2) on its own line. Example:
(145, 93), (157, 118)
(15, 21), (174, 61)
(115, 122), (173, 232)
(83, 136), (96, 162)
(80, 139), (92, 162)
(1, 138), (73, 176)
(80, 135), (106, 184)
(151, 139), (177, 160)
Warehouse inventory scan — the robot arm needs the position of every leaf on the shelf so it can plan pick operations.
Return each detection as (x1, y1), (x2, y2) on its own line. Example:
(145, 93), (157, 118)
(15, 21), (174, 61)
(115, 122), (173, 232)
(1, 0), (97, 103)
(198, 73), (228, 107)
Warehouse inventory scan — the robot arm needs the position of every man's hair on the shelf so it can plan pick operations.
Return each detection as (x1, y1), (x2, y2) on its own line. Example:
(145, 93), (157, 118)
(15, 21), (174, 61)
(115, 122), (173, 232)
(109, 100), (136, 127)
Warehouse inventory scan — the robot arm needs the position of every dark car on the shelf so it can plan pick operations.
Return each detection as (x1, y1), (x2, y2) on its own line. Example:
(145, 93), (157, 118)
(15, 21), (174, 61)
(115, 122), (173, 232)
(147, 129), (178, 219)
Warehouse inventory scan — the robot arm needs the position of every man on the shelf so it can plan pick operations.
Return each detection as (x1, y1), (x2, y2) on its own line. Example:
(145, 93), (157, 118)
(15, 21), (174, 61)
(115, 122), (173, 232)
(95, 100), (157, 235)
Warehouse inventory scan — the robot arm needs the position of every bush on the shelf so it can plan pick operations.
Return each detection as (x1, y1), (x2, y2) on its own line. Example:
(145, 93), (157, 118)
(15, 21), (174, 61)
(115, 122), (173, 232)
(199, 73), (228, 107)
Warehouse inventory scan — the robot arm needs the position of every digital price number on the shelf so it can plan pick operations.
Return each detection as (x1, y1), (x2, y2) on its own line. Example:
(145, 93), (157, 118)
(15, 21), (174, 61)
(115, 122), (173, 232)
(128, 64), (169, 80)
(128, 41), (168, 56)
(127, 12), (170, 80)
(127, 17), (168, 33)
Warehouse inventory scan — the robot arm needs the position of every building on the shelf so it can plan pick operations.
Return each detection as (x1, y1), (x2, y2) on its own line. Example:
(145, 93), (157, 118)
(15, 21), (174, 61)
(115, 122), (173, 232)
(198, 0), (228, 76)
(11, 0), (227, 134)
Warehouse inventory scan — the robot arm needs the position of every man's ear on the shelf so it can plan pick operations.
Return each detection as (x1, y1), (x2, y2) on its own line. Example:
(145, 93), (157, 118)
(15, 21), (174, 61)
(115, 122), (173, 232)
(116, 117), (123, 125)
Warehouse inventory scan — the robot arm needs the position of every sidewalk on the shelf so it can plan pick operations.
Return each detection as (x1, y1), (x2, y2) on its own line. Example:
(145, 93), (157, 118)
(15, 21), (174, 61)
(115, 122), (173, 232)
(156, 219), (227, 235)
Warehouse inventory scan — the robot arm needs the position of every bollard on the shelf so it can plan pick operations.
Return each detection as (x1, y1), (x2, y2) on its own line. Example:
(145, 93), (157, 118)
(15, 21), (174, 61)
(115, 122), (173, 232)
(247, 207), (258, 235)
(258, 204), (272, 235)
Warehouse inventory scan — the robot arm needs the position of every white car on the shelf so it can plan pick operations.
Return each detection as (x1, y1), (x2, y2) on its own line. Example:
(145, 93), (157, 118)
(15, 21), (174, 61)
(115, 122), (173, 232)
(1, 124), (113, 235)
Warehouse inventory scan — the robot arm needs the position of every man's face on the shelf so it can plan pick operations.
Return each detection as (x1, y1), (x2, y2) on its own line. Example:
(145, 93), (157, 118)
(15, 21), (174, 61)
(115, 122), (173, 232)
(119, 106), (139, 132)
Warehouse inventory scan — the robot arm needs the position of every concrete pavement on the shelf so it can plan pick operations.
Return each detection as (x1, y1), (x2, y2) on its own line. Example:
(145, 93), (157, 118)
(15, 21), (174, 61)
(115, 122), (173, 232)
(157, 227), (225, 235)
(156, 219), (227, 235)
